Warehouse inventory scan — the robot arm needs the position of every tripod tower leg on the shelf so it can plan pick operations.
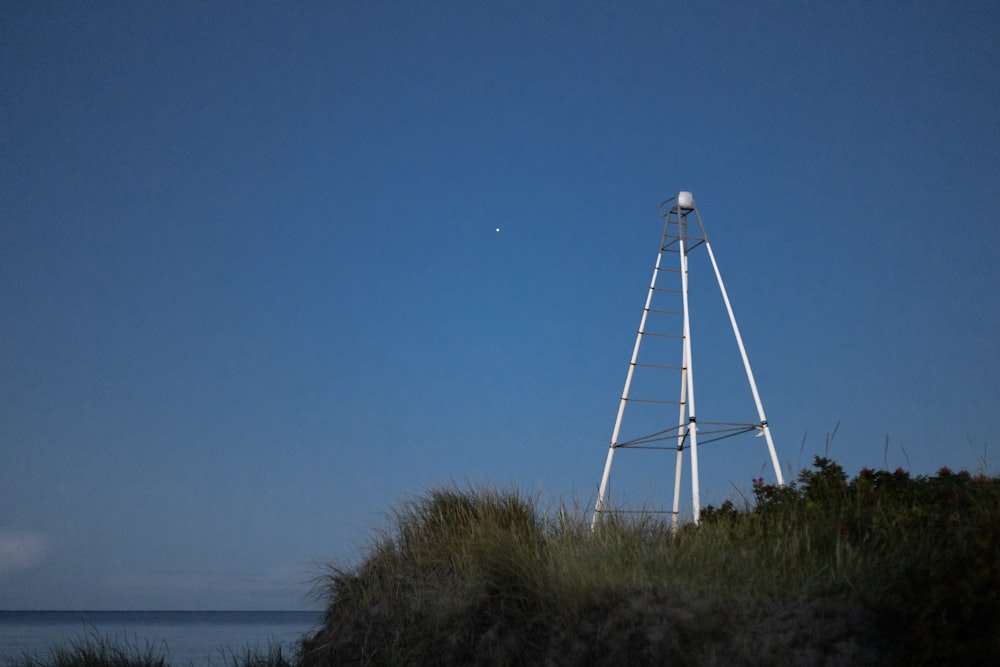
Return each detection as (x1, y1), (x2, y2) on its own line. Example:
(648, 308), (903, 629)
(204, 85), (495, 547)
(670, 357), (686, 535)
(678, 215), (701, 522)
(702, 237), (784, 485)
(593, 245), (666, 529)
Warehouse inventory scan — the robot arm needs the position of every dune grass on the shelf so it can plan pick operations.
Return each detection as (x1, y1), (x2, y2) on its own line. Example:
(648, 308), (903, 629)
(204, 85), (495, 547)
(6, 633), (296, 667)
(8, 633), (169, 667)
(212, 642), (295, 667)
(301, 457), (1000, 666)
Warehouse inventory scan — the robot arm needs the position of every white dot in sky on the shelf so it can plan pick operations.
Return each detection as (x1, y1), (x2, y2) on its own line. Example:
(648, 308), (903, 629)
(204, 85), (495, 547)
(496, 227), (500, 232)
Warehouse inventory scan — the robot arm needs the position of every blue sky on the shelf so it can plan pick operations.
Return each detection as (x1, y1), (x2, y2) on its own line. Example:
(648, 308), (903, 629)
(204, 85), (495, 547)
(2, 1), (998, 610)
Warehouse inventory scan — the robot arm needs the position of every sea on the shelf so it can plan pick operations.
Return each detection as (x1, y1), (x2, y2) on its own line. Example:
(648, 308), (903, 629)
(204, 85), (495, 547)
(0, 611), (322, 666)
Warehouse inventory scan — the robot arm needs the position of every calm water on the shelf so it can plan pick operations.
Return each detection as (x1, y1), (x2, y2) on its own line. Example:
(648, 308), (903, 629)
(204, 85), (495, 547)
(0, 611), (322, 666)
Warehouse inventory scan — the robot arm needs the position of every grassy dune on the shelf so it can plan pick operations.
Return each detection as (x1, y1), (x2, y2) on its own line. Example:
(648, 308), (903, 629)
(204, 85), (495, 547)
(11, 458), (999, 666)
(301, 458), (1000, 666)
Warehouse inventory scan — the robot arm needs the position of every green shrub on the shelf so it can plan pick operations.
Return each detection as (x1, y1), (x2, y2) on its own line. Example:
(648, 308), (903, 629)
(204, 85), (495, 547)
(712, 457), (1000, 663)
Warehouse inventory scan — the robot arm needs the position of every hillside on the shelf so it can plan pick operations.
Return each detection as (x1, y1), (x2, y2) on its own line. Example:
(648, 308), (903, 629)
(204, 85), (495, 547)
(300, 458), (1000, 666)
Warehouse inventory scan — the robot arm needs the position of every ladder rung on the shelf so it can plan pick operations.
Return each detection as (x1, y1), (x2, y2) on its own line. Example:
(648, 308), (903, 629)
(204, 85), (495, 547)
(641, 331), (683, 339)
(652, 287), (680, 293)
(645, 308), (682, 315)
(632, 363), (683, 370)
(595, 508), (679, 514)
(627, 398), (682, 405)
(617, 445), (678, 451)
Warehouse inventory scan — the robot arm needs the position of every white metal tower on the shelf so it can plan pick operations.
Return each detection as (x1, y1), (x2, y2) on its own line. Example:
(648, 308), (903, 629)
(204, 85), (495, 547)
(592, 191), (783, 531)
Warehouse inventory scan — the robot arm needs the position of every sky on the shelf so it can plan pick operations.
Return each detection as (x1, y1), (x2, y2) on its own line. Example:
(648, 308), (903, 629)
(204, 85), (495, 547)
(1, 1), (998, 610)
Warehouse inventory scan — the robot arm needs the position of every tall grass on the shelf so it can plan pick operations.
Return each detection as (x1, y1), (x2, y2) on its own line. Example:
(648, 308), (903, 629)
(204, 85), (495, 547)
(6, 633), (296, 667)
(302, 460), (1000, 666)
(8, 633), (168, 667)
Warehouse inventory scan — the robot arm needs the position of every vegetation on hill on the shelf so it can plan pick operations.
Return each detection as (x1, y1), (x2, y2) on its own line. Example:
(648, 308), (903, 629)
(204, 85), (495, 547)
(10, 458), (999, 666)
(300, 458), (1000, 666)
(7, 633), (294, 667)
